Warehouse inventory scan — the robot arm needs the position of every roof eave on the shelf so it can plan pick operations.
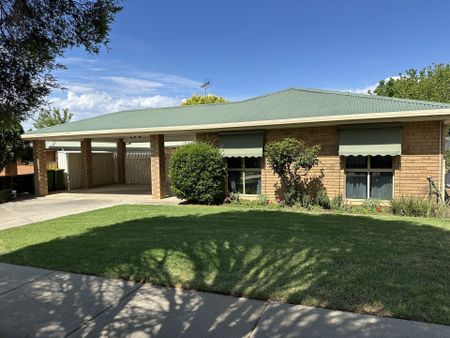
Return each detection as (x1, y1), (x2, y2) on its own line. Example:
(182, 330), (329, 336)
(22, 109), (450, 141)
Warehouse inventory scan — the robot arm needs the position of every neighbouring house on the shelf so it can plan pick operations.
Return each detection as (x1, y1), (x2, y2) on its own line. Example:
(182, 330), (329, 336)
(22, 88), (450, 201)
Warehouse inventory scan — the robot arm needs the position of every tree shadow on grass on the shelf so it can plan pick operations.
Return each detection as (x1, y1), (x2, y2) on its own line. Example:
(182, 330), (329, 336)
(0, 209), (449, 336)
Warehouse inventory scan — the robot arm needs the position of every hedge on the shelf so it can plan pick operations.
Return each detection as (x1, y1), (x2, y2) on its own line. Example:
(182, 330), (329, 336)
(169, 142), (226, 204)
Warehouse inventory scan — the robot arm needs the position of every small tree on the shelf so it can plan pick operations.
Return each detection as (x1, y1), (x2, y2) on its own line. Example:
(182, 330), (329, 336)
(33, 107), (73, 129)
(181, 94), (226, 106)
(265, 138), (320, 206)
(169, 142), (226, 204)
(0, 121), (25, 172)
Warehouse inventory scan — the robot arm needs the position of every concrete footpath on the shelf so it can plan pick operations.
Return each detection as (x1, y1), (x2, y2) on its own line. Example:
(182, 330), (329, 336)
(0, 263), (449, 338)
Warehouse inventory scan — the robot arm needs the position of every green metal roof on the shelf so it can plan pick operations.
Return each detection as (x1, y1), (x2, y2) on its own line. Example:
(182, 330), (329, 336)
(24, 88), (450, 138)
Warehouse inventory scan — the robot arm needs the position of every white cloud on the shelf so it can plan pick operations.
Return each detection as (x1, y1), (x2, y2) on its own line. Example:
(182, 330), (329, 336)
(63, 84), (95, 94)
(49, 90), (180, 121)
(343, 83), (378, 94)
(145, 73), (201, 89)
(21, 59), (203, 130)
(341, 76), (400, 94)
(101, 76), (164, 92)
(58, 56), (97, 65)
(22, 90), (181, 131)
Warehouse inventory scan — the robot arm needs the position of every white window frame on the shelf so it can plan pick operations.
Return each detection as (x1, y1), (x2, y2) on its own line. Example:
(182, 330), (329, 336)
(345, 156), (394, 200)
(227, 157), (262, 195)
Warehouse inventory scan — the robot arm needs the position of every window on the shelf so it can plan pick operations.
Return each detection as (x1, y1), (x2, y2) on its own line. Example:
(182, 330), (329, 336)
(227, 157), (262, 195)
(345, 156), (393, 200)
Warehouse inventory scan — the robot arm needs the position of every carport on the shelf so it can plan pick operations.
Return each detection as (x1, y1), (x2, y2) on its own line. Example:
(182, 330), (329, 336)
(24, 132), (194, 200)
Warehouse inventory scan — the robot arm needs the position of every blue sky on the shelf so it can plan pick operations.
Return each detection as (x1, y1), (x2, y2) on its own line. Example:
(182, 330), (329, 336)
(33, 0), (450, 128)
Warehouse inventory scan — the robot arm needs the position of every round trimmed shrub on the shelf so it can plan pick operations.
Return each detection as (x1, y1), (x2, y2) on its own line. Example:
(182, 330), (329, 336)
(169, 142), (226, 204)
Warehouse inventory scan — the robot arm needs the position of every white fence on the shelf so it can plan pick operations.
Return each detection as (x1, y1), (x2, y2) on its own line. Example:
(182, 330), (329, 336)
(115, 150), (173, 193)
(57, 152), (115, 190)
(121, 153), (151, 184)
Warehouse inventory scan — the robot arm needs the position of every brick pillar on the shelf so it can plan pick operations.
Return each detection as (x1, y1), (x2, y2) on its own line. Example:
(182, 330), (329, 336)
(5, 162), (18, 176)
(117, 139), (126, 184)
(81, 138), (93, 189)
(33, 140), (48, 196)
(150, 134), (166, 199)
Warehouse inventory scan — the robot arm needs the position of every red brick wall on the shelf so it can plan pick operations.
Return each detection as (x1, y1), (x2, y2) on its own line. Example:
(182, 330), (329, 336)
(394, 121), (445, 198)
(197, 122), (445, 201)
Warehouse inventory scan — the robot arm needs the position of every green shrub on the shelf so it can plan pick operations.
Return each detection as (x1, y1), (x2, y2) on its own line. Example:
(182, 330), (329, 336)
(225, 194), (280, 209)
(256, 194), (270, 206)
(169, 142), (226, 204)
(390, 197), (450, 218)
(330, 194), (344, 210)
(316, 189), (331, 209)
(301, 194), (312, 209)
(225, 192), (240, 204)
(361, 199), (381, 213)
(0, 189), (12, 203)
(431, 202), (450, 218)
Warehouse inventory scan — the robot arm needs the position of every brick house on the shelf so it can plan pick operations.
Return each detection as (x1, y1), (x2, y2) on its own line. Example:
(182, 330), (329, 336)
(23, 88), (450, 201)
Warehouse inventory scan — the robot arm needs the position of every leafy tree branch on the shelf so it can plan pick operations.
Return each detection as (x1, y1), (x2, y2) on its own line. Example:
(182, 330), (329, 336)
(34, 107), (73, 129)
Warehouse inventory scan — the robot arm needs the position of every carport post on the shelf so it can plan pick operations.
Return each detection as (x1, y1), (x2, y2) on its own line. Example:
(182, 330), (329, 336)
(81, 138), (93, 189)
(32, 140), (48, 196)
(150, 134), (166, 199)
(117, 139), (126, 184)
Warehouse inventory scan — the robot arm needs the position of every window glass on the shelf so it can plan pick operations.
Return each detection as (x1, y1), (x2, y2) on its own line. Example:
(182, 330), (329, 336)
(228, 171), (243, 193)
(346, 172), (367, 199)
(370, 172), (393, 200)
(226, 157), (262, 195)
(346, 156), (368, 169)
(371, 156), (393, 169)
(227, 157), (242, 169)
(244, 157), (261, 168)
(244, 171), (261, 194)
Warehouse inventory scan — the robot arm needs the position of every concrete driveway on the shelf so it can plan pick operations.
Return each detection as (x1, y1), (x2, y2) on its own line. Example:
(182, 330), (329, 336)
(0, 184), (180, 230)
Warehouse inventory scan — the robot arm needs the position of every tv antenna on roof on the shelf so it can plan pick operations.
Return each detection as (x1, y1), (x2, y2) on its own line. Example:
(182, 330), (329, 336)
(200, 80), (211, 97)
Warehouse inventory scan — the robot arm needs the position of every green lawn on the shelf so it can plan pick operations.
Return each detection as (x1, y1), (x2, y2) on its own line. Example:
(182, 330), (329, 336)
(0, 205), (449, 325)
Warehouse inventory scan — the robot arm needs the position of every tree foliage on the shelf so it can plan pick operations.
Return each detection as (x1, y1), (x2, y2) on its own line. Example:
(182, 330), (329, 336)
(0, 0), (121, 126)
(34, 107), (73, 129)
(0, 121), (25, 171)
(370, 63), (450, 138)
(0, 0), (120, 170)
(265, 138), (320, 206)
(169, 142), (226, 204)
(370, 64), (450, 103)
(181, 94), (226, 106)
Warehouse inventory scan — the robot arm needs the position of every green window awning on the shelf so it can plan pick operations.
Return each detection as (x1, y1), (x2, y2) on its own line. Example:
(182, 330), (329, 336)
(339, 127), (401, 156)
(219, 131), (264, 157)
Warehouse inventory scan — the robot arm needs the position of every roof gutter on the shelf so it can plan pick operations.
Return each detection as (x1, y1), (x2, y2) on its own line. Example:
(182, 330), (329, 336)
(22, 108), (450, 141)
